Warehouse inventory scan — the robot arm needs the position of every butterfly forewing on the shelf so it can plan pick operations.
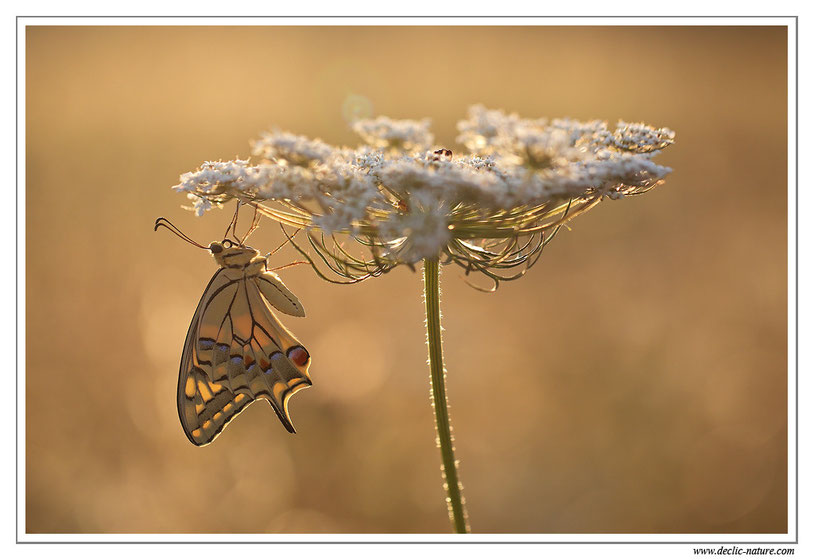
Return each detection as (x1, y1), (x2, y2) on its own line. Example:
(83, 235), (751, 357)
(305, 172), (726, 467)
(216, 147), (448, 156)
(177, 248), (311, 446)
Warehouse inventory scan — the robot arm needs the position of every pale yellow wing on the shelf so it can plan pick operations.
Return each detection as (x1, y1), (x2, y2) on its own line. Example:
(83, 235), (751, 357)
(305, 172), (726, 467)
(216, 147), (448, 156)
(256, 270), (305, 317)
(177, 269), (311, 446)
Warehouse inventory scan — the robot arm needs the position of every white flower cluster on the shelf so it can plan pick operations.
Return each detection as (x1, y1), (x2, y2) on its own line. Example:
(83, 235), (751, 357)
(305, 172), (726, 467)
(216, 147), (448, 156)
(603, 121), (676, 153)
(351, 116), (434, 151)
(251, 131), (335, 166)
(173, 106), (674, 263)
(456, 105), (549, 153)
(174, 159), (275, 216)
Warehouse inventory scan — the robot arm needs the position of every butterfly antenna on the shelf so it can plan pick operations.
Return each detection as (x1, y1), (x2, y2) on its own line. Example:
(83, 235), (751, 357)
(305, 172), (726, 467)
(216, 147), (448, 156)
(154, 217), (208, 249)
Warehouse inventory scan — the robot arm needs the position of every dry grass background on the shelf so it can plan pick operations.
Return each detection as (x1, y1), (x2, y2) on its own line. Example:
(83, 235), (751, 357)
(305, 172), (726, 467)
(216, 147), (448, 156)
(25, 25), (788, 534)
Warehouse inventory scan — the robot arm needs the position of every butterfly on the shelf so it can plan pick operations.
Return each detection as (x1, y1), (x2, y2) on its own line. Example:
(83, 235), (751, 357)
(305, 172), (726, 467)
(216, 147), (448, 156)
(155, 215), (312, 446)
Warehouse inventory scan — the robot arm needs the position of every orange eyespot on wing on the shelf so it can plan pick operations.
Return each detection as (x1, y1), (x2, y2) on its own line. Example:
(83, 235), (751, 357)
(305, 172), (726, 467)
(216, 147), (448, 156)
(177, 266), (312, 445)
(287, 346), (310, 367)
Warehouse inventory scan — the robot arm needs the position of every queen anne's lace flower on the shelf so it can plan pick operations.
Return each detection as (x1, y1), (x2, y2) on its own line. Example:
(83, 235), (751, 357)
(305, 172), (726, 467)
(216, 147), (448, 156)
(251, 131), (336, 166)
(174, 159), (275, 215)
(351, 116), (434, 151)
(172, 106), (674, 286)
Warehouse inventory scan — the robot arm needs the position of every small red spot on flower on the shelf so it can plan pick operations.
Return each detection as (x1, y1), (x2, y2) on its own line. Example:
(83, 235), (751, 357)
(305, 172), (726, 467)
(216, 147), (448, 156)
(287, 347), (310, 367)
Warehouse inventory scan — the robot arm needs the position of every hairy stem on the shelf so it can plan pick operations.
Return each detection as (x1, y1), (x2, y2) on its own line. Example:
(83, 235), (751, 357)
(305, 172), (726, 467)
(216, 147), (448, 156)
(423, 258), (470, 533)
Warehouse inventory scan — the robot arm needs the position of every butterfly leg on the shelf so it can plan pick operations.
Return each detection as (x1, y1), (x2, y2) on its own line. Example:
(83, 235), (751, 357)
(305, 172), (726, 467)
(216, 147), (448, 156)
(237, 203), (261, 246)
(225, 201), (242, 242)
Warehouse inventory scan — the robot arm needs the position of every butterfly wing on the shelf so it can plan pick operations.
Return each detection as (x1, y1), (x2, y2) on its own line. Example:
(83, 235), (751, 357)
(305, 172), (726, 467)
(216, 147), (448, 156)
(177, 267), (311, 446)
(256, 269), (306, 317)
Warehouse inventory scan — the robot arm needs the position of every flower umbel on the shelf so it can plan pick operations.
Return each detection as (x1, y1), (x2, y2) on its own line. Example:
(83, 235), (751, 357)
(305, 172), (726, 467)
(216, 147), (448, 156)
(173, 105), (673, 288)
(170, 105), (675, 534)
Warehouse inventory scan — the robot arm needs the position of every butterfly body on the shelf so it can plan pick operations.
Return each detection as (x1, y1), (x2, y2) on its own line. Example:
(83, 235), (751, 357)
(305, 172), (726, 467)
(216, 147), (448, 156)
(178, 240), (311, 446)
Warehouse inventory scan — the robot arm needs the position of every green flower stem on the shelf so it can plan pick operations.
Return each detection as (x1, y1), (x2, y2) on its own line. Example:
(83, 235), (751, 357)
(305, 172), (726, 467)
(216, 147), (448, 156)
(423, 258), (470, 533)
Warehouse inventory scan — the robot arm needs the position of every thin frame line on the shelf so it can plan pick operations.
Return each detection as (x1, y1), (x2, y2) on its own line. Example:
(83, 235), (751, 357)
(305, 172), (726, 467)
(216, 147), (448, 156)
(15, 15), (799, 18)
(15, 15), (798, 545)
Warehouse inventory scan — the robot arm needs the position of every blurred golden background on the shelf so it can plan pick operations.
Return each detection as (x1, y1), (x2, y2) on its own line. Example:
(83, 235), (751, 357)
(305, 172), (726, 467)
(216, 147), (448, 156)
(25, 25), (788, 534)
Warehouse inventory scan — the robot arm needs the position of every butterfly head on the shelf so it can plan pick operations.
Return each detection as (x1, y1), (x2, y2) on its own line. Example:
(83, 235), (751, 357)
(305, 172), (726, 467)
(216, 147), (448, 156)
(209, 239), (261, 269)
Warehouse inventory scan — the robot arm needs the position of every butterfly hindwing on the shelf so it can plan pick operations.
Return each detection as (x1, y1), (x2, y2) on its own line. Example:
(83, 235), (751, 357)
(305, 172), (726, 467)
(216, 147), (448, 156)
(177, 261), (311, 446)
(178, 365), (254, 445)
